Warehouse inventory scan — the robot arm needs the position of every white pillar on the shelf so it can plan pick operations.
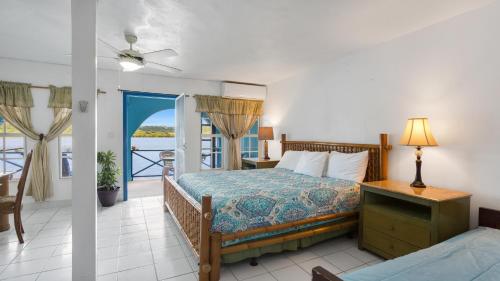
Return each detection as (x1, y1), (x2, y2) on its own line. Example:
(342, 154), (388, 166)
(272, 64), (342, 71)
(71, 0), (97, 280)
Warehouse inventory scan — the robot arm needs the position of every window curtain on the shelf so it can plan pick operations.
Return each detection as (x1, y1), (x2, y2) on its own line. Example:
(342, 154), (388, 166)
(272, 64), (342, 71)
(27, 86), (72, 201)
(195, 95), (263, 170)
(0, 82), (72, 201)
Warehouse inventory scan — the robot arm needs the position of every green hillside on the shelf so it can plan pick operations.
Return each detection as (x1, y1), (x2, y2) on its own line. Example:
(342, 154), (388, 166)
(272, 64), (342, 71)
(133, 126), (175, 137)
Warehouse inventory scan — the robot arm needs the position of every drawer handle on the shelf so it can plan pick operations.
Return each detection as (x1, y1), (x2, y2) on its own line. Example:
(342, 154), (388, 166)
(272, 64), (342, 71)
(390, 226), (395, 231)
(389, 244), (394, 250)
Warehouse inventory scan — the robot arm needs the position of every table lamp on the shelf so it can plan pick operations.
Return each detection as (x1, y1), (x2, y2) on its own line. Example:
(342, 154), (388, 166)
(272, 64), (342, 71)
(258, 127), (274, 160)
(400, 118), (438, 188)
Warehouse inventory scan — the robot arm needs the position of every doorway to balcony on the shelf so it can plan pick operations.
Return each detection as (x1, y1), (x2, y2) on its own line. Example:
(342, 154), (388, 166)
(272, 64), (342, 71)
(122, 91), (177, 200)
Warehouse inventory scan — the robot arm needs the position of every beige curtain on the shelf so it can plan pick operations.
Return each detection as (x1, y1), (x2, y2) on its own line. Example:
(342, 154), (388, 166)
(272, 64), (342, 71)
(195, 95), (263, 170)
(27, 86), (72, 201)
(0, 82), (71, 201)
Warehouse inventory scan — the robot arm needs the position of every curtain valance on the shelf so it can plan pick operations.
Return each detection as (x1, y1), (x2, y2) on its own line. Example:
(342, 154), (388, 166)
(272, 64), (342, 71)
(0, 81), (33, 107)
(194, 95), (264, 116)
(48, 86), (72, 108)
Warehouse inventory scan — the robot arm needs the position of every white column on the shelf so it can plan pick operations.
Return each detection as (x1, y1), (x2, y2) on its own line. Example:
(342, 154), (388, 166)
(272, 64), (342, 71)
(71, 0), (97, 280)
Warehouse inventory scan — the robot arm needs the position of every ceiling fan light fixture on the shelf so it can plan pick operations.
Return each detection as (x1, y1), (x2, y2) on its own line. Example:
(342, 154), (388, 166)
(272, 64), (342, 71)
(119, 57), (144, 72)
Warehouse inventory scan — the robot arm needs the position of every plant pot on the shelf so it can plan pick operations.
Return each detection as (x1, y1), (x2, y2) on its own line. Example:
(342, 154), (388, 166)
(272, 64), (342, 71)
(97, 186), (120, 207)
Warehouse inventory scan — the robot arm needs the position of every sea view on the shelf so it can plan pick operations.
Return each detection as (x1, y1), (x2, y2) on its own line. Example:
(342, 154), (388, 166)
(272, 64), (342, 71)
(130, 137), (175, 179)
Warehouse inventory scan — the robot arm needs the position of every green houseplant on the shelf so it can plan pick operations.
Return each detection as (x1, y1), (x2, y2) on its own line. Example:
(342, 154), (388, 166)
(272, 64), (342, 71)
(97, 150), (120, 207)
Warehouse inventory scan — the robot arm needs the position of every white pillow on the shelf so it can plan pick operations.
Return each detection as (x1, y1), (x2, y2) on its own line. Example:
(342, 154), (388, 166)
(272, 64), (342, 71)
(294, 151), (329, 177)
(275, 151), (304, 170)
(327, 151), (369, 182)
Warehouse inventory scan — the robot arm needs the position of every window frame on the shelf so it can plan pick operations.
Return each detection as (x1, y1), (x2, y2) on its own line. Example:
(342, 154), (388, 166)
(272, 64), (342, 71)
(240, 119), (259, 159)
(200, 113), (224, 170)
(0, 121), (26, 180)
(58, 128), (72, 179)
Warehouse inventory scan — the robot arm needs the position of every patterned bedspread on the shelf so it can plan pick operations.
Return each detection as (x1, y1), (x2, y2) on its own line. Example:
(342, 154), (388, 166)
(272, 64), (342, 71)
(177, 168), (360, 235)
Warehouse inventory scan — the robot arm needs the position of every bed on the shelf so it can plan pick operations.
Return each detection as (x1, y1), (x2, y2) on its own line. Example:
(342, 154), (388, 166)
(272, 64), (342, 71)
(163, 133), (392, 281)
(312, 207), (500, 281)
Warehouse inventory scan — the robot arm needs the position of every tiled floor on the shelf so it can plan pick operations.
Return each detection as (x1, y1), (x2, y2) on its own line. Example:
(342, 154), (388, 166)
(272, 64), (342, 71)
(0, 196), (384, 281)
(127, 179), (163, 199)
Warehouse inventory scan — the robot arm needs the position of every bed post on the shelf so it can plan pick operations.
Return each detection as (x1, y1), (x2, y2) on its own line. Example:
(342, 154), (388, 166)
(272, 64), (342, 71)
(163, 177), (169, 212)
(379, 133), (391, 180)
(200, 195), (212, 281)
(281, 133), (287, 156)
(210, 232), (222, 281)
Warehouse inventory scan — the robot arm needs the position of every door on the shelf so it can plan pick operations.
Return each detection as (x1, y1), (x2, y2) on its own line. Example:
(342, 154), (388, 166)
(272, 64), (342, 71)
(175, 94), (186, 180)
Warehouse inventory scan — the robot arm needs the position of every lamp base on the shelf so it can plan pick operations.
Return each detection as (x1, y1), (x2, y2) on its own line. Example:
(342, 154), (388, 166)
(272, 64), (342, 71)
(411, 146), (426, 188)
(410, 180), (426, 188)
(263, 140), (270, 160)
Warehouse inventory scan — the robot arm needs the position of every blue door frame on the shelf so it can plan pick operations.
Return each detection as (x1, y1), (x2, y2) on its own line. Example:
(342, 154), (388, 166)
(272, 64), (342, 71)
(122, 91), (177, 201)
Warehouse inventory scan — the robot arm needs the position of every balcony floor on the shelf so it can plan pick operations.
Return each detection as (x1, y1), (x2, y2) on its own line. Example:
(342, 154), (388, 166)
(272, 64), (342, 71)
(128, 178), (163, 199)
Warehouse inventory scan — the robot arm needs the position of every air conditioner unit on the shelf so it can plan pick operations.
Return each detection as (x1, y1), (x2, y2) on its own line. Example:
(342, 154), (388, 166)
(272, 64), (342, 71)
(222, 82), (267, 100)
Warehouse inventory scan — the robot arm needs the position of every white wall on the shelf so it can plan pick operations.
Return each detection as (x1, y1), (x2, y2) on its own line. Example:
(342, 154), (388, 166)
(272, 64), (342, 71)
(265, 1), (500, 226)
(0, 57), (221, 201)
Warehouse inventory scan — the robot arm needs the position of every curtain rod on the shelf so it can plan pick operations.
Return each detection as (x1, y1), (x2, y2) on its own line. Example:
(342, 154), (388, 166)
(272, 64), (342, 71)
(192, 94), (263, 102)
(31, 85), (106, 95)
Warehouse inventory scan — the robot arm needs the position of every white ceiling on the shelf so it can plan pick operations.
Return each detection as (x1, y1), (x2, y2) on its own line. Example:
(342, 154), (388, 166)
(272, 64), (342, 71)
(0, 0), (495, 84)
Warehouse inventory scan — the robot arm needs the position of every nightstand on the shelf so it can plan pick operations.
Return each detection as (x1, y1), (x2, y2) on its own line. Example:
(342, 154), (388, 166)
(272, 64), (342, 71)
(241, 158), (279, 169)
(359, 180), (471, 259)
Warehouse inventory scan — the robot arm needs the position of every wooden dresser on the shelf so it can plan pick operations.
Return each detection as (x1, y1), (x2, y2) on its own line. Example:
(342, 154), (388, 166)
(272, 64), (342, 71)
(241, 158), (279, 169)
(359, 180), (471, 259)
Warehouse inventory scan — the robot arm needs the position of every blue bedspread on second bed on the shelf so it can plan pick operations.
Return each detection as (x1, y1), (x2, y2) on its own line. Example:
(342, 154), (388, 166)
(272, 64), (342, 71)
(177, 168), (360, 235)
(342, 227), (500, 281)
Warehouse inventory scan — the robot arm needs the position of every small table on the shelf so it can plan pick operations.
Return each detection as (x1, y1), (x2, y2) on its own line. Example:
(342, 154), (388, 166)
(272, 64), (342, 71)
(358, 180), (471, 259)
(0, 172), (15, 232)
(242, 158), (279, 169)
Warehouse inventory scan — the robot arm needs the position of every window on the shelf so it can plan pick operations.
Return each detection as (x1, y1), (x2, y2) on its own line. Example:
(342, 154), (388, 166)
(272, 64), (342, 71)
(0, 118), (26, 179)
(59, 126), (72, 178)
(200, 113), (223, 169)
(240, 120), (259, 158)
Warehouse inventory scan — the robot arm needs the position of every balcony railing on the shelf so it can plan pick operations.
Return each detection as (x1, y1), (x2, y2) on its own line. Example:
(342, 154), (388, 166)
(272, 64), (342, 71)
(131, 149), (174, 180)
(0, 148), (24, 175)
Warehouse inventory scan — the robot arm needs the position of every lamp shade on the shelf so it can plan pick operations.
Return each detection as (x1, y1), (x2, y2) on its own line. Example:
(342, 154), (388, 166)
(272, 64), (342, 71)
(400, 118), (438, 146)
(258, 127), (274, 141)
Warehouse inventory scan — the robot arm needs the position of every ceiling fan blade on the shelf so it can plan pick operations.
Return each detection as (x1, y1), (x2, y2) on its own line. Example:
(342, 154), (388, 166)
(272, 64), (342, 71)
(147, 62), (182, 73)
(143, 48), (178, 59)
(98, 38), (121, 54)
(65, 54), (117, 61)
(97, 56), (118, 61)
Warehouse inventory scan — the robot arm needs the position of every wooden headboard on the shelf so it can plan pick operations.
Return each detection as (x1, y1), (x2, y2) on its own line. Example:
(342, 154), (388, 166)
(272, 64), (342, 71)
(281, 133), (392, 182)
(479, 207), (500, 230)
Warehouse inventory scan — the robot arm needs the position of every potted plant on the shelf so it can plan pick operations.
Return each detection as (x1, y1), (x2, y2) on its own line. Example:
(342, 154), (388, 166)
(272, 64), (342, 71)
(97, 150), (120, 207)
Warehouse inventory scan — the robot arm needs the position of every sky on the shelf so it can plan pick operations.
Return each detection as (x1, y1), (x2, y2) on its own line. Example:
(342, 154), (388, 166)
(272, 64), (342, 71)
(141, 109), (175, 127)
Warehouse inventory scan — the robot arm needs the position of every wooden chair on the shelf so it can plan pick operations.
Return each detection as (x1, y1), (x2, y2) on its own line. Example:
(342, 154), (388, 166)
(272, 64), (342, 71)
(0, 151), (33, 243)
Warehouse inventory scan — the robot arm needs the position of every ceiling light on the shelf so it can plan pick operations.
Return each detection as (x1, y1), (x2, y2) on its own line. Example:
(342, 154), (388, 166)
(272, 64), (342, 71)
(119, 57), (144, 72)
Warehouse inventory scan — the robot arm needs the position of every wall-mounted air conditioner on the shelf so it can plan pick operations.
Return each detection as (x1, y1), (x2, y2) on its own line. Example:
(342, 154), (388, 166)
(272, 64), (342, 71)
(222, 82), (267, 100)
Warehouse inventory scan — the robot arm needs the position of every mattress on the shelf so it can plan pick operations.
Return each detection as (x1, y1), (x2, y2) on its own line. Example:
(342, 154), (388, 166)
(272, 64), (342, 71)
(341, 227), (500, 281)
(177, 168), (360, 239)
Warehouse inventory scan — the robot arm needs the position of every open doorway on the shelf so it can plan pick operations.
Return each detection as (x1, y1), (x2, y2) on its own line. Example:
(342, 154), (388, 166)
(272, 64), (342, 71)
(122, 91), (177, 200)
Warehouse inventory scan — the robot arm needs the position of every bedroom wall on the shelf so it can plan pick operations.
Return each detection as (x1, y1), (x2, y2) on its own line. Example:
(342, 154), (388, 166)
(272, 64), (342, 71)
(264, 1), (500, 226)
(0, 57), (221, 201)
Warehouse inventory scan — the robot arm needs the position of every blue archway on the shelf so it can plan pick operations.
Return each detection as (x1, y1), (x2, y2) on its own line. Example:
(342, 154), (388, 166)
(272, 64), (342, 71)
(122, 91), (177, 201)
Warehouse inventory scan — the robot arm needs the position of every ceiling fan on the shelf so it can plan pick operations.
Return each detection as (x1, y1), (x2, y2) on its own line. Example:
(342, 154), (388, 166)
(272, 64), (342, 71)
(98, 33), (181, 73)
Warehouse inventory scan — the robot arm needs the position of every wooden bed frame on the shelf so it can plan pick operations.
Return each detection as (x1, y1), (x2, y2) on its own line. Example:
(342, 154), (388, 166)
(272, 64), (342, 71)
(311, 207), (500, 281)
(163, 133), (392, 281)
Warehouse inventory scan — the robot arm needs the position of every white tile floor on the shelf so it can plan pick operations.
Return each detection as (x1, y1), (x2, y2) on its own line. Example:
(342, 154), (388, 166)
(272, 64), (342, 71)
(0, 196), (384, 281)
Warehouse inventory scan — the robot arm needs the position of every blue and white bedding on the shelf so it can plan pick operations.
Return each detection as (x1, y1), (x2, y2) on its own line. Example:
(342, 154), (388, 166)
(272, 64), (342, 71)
(342, 227), (500, 281)
(177, 168), (360, 235)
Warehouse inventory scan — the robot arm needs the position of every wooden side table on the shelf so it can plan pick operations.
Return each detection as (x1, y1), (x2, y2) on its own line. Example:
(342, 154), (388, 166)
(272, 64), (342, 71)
(0, 172), (15, 232)
(359, 180), (471, 259)
(242, 158), (279, 169)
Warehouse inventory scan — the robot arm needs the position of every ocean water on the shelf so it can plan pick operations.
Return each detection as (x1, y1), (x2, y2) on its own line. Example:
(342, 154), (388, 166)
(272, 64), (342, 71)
(131, 137), (175, 178)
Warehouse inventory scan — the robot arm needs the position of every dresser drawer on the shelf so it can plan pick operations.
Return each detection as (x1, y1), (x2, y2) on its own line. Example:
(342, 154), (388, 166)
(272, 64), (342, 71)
(363, 206), (431, 248)
(364, 227), (421, 258)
